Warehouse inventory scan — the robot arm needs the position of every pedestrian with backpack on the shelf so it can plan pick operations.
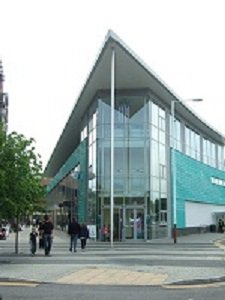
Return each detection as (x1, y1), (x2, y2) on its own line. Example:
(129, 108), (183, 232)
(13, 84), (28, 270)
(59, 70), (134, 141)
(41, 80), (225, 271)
(79, 223), (89, 251)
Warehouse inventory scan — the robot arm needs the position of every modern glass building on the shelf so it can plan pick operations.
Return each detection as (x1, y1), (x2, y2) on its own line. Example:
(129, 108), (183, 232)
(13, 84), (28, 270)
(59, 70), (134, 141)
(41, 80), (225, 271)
(45, 30), (225, 241)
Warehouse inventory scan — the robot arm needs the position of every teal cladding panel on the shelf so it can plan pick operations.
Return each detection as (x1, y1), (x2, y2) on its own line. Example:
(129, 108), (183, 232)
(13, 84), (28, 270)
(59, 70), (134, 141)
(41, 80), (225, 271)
(46, 139), (88, 222)
(175, 150), (225, 228)
(46, 139), (86, 193)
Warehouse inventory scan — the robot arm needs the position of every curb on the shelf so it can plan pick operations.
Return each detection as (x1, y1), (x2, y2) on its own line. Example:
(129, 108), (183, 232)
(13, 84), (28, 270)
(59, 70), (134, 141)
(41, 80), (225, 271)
(169, 276), (225, 286)
(163, 278), (225, 289)
(0, 278), (42, 286)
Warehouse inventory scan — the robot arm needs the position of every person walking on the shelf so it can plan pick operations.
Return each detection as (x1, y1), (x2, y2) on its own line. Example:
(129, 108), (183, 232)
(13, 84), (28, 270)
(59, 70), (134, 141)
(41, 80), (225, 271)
(38, 221), (44, 249)
(42, 215), (54, 256)
(68, 218), (80, 252)
(29, 226), (38, 255)
(79, 223), (89, 251)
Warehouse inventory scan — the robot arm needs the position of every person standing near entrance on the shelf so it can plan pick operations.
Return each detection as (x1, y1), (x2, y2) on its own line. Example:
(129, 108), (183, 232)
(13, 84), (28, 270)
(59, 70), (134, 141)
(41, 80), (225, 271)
(68, 218), (80, 252)
(101, 224), (110, 241)
(42, 215), (54, 256)
(218, 219), (224, 233)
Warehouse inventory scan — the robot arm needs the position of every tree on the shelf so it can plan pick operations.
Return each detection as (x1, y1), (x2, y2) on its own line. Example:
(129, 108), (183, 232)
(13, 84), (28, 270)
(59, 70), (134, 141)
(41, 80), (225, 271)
(0, 123), (45, 253)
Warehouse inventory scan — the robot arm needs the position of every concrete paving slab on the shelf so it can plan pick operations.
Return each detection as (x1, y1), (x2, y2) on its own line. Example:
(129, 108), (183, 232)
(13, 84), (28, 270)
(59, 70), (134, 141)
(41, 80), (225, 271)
(57, 267), (168, 286)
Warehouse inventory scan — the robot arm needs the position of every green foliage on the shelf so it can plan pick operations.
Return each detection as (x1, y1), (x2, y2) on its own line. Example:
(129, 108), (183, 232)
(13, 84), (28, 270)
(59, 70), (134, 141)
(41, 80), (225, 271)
(0, 123), (45, 219)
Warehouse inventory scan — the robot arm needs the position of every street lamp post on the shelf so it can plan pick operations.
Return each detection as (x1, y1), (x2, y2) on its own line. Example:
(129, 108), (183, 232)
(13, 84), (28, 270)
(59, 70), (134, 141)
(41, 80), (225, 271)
(171, 100), (177, 244)
(171, 98), (203, 244)
(110, 46), (115, 248)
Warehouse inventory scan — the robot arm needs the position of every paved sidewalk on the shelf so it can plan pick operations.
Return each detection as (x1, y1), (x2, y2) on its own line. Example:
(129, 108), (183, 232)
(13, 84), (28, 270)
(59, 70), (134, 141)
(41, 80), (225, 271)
(1, 228), (225, 286)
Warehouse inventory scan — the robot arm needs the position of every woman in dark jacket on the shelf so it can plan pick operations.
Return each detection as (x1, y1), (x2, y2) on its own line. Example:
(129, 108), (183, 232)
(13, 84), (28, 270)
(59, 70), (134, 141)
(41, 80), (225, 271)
(79, 223), (89, 251)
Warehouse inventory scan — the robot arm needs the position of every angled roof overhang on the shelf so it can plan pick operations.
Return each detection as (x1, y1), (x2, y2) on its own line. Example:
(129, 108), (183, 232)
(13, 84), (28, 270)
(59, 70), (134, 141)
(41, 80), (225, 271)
(45, 30), (225, 177)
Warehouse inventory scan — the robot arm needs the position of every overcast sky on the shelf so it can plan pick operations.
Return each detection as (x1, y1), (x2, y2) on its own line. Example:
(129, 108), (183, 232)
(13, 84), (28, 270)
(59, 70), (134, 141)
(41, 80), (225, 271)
(1, 0), (225, 169)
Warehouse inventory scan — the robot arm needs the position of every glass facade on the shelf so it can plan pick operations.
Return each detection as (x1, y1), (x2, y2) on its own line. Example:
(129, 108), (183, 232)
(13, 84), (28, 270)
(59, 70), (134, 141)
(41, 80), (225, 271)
(176, 122), (224, 170)
(92, 93), (168, 240)
(46, 167), (79, 229)
(86, 91), (224, 240)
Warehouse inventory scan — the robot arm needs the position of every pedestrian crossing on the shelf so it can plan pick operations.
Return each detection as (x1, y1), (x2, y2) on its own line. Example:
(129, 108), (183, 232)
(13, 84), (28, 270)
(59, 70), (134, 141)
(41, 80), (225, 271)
(1, 239), (225, 267)
(1, 229), (225, 266)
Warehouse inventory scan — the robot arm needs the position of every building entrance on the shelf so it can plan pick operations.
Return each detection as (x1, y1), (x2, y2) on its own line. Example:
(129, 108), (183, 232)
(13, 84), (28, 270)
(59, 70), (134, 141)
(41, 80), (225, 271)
(102, 205), (145, 241)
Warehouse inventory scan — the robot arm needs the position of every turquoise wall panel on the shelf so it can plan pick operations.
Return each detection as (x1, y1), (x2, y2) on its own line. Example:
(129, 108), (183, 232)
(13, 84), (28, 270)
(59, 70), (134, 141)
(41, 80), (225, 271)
(175, 150), (225, 228)
(46, 139), (88, 222)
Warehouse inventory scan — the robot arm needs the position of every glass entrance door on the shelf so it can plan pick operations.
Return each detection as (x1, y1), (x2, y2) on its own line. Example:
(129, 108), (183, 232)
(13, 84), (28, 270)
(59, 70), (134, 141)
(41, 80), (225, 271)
(102, 205), (145, 241)
(125, 207), (144, 240)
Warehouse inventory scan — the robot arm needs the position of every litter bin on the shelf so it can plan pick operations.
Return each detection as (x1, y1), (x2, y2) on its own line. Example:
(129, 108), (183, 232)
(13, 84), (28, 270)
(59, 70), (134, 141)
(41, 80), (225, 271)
(209, 224), (216, 232)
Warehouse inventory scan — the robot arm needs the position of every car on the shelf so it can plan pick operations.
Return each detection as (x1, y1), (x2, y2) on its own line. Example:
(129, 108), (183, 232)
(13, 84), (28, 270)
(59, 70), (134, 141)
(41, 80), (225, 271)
(0, 228), (6, 240)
